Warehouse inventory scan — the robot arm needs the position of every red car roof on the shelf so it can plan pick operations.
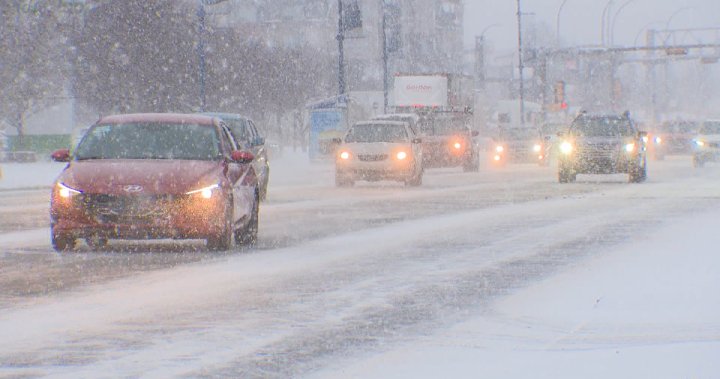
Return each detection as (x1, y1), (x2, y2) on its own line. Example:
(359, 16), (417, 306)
(98, 113), (218, 126)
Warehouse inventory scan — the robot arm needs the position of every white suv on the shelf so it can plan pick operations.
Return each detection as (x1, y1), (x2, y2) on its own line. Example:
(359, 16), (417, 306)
(693, 120), (720, 168)
(335, 121), (423, 187)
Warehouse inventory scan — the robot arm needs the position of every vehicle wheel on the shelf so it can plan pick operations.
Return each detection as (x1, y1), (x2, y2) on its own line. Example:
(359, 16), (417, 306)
(693, 156), (705, 168)
(51, 227), (76, 252)
(335, 173), (354, 187)
(462, 155), (480, 172)
(207, 205), (233, 251)
(558, 163), (576, 183)
(259, 166), (269, 201)
(406, 169), (423, 187)
(85, 236), (108, 249)
(629, 160), (647, 183)
(236, 193), (259, 246)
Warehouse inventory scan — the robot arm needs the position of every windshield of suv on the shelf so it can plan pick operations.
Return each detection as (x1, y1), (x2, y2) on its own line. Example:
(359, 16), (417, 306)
(74, 123), (220, 160)
(427, 116), (469, 136)
(699, 121), (720, 134)
(345, 124), (408, 143)
(500, 127), (541, 140)
(570, 117), (635, 137)
(661, 121), (698, 134)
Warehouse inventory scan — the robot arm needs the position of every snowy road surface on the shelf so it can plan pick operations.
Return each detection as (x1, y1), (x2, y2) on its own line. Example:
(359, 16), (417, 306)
(0, 155), (718, 378)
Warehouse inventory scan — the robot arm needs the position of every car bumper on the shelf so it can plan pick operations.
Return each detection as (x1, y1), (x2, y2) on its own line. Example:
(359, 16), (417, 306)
(336, 161), (416, 181)
(50, 193), (227, 240)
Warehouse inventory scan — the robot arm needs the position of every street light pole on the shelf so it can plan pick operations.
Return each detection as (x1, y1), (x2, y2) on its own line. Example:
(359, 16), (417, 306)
(600, 0), (613, 46)
(610, 0), (635, 45)
(516, 0), (525, 127)
(197, 1), (207, 112)
(556, 0), (568, 46)
(337, 0), (346, 96)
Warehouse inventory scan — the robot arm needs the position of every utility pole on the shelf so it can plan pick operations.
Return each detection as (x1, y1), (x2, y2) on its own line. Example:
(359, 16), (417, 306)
(337, 0), (346, 95)
(381, 1), (388, 113)
(516, 0), (525, 127)
(197, 1), (207, 112)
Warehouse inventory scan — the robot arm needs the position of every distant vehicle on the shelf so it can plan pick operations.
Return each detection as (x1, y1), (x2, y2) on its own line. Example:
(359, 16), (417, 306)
(372, 113), (424, 134)
(335, 120), (423, 187)
(491, 126), (547, 166)
(203, 112), (270, 200)
(557, 112), (648, 183)
(651, 120), (699, 160)
(419, 111), (480, 171)
(50, 113), (260, 252)
(692, 120), (720, 168)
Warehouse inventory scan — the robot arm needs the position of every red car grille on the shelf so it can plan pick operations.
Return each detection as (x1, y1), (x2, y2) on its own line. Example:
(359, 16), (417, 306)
(77, 194), (180, 224)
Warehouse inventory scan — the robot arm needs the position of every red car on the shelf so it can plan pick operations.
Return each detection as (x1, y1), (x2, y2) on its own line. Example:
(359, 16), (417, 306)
(50, 113), (259, 251)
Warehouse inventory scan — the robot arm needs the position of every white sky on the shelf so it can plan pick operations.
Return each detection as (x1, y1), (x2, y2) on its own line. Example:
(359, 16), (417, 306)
(464, 0), (720, 52)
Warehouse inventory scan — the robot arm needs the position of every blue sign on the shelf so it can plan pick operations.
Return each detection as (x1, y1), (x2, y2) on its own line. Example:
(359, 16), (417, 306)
(309, 110), (345, 160)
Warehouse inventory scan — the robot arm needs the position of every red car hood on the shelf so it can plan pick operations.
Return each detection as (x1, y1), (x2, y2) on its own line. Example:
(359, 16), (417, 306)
(56, 159), (223, 195)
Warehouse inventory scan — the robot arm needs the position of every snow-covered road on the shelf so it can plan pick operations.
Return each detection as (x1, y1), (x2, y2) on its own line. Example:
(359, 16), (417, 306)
(0, 155), (718, 378)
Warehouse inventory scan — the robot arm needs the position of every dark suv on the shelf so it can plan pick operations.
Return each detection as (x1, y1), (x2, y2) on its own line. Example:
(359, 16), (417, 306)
(557, 112), (648, 183)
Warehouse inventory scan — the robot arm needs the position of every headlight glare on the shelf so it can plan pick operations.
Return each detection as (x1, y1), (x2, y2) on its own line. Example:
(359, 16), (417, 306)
(340, 151), (351, 160)
(695, 140), (705, 147)
(396, 151), (408, 160)
(625, 143), (636, 153)
(560, 141), (573, 154)
(533, 144), (542, 152)
(186, 183), (220, 199)
(57, 182), (82, 198)
(495, 145), (504, 153)
(453, 142), (462, 150)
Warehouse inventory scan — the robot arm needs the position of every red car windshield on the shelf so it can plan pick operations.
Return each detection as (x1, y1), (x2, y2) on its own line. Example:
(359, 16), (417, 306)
(74, 122), (220, 160)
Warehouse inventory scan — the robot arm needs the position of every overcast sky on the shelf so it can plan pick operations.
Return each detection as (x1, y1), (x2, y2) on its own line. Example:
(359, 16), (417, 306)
(464, 0), (720, 52)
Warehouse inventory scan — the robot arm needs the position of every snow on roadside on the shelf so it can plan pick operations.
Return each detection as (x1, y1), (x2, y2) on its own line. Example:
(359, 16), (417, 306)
(309, 207), (720, 379)
(0, 162), (66, 190)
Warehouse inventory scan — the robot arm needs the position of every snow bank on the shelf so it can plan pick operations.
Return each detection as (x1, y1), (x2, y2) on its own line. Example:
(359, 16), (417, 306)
(310, 208), (720, 379)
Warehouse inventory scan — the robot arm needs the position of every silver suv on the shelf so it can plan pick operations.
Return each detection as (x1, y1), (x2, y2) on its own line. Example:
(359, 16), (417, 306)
(557, 112), (648, 183)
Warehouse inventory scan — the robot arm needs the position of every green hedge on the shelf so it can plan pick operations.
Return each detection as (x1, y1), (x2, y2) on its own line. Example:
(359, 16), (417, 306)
(7, 134), (72, 156)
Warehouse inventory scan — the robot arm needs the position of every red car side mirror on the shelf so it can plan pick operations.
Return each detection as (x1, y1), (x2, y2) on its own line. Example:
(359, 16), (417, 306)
(51, 149), (71, 162)
(231, 150), (254, 164)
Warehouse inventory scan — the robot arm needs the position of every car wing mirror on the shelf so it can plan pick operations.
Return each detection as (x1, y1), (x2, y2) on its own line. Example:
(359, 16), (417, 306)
(412, 137), (422, 144)
(51, 148), (71, 162)
(557, 131), (565, 138)
(332, 137), (343, 144)
(231, 150), (255, 164)
(471, 130), (480, 137)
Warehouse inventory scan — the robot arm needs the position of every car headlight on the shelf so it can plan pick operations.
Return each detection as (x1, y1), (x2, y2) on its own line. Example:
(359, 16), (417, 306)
(625, 143), (636, 153)
(495, 145), (504, 153)
(654, 136), (662, 144)
(396, 151), (408, 160)
(559, 141), (573, 155)
(186, 183), (220, 199)
(695, 140), (705, 147)
(57, 182), (82, 198)
(533, 144), (542, 153)
(339, 151), (351, 160)
(453, 142), (462, 150)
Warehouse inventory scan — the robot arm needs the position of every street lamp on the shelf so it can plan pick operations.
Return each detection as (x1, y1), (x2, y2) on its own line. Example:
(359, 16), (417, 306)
(600, 0), (614, 46)
(610, 0), (635, 45)
(516, 0), (525, 127)
(556, 0), (569, 46)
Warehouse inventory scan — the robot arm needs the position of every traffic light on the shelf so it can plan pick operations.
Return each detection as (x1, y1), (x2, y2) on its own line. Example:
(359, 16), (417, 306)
(554, 80), (565, 105)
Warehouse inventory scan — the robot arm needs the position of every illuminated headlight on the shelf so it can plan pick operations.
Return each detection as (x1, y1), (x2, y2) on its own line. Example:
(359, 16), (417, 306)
(453, 142), (462, 150)
(495, 145), (504, 153)
(396, 151), (408, 160)
(186, 183), (220, 199)
(654, 136), (662, 144)
(625, 143), (636, 153)
(493, 155), (501, 161)
(559, 141), (573, 155)
(57, 182), (82, 198)
(339, 151), (351, 160)
(695, 140), (705, 147)
(533, 144), (542, 153)
(642, 136), (649, 144)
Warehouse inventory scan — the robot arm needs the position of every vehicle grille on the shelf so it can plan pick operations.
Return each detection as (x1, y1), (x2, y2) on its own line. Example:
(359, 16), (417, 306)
(357, 154), (389, 162)
(577, 142), (620, 159)
(78, 194), (178, 224)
